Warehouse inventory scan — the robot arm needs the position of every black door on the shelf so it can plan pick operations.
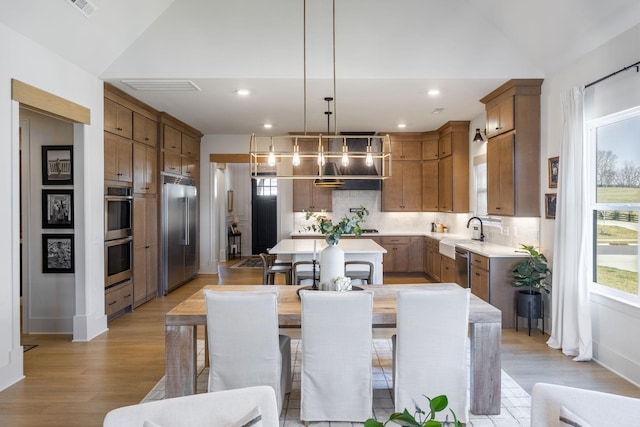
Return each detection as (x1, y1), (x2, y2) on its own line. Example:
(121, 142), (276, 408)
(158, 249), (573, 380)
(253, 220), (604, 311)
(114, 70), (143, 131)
(251, 176), (278, 254)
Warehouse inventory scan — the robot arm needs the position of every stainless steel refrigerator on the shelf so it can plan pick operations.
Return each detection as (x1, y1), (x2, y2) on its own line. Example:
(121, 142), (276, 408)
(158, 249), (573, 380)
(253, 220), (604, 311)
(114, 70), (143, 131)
(162, 176), (198, 294)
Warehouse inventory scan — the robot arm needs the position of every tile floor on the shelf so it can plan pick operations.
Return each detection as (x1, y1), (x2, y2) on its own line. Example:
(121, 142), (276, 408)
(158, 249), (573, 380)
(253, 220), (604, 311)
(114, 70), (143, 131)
(143, 339), (531, 426)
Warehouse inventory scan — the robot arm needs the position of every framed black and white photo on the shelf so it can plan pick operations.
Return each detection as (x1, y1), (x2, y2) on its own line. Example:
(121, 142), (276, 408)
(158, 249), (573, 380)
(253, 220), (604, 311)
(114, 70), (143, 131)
(42, 189), (73, 229)
(42, 234), (74, 273)
(545, 193), (557, 219)
(42, 145), (73, 185)
(548, 156), (559, 188)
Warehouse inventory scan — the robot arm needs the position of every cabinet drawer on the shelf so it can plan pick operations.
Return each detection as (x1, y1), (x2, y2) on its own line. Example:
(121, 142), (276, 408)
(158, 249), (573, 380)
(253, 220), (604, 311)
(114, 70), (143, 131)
(381, 236), (410, 245)
(471, 253), (489, 270)
(105, 281), (133, 316)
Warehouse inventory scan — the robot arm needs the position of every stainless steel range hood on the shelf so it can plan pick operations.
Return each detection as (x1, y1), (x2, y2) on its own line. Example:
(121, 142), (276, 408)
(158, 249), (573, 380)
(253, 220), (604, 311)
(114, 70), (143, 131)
(334, 132), (381, 191)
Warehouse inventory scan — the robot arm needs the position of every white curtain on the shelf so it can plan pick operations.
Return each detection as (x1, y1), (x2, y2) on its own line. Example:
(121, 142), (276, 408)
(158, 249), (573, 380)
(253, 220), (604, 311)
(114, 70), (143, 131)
(547, 87), (593, 361)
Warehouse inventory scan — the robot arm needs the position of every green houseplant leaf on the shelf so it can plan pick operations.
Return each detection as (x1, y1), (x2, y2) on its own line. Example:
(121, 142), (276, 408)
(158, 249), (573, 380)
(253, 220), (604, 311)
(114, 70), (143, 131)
(511, 244), (552, 294)
(365, 394), (460, 427)
(303, 206), (369, 245)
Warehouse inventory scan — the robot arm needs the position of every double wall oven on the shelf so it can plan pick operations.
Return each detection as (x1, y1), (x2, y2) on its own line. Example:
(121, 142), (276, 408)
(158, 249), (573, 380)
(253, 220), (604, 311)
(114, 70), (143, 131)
(104, 185), (133, 288)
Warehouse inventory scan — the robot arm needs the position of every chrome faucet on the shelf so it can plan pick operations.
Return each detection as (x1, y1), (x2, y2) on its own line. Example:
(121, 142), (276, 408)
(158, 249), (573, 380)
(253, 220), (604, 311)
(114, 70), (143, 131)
(466, 216), (485, 242)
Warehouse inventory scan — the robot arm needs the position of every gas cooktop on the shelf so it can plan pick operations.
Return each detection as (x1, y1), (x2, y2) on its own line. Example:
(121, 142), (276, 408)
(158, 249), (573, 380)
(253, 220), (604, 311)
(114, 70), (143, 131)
(360, 229), (380, 234)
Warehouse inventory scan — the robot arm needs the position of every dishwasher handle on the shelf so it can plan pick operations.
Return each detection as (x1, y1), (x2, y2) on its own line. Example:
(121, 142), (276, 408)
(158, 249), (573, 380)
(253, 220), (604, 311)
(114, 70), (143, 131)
(455, 248), (469, 259)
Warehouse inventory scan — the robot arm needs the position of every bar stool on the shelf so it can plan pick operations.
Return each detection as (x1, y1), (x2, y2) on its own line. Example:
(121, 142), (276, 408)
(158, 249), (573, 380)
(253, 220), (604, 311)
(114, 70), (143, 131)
(260, 253), (292, 285)
(344, 260), (374, 284)
(292, 260), (320, 285)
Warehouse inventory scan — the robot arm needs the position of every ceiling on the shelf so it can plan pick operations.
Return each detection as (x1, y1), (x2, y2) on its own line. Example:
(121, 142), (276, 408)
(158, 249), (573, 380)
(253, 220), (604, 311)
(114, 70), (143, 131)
(3, 0), (640, 136)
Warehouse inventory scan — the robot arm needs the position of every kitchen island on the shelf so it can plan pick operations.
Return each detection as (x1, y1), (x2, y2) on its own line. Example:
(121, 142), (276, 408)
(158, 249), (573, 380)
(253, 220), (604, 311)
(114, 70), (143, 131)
(269, 238), (386, 284)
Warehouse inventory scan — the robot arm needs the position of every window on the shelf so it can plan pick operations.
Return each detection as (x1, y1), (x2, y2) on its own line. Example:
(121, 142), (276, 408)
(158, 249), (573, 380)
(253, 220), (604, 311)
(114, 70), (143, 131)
(589, 108), (640, 299)
(255, 177), (278, 196)
(474, 156), (488, 216)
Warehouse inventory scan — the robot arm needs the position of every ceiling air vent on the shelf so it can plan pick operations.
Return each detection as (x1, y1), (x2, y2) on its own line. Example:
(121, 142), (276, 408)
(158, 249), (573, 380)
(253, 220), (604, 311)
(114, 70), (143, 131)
(121, 80), (202, 92)
(64, 0), (97, 18)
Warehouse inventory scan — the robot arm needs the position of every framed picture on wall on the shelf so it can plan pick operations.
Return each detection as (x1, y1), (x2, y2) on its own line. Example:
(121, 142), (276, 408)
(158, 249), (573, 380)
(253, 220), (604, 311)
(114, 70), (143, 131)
(545, 193), (557, 219)
(42, 234), (75, 273)
(42, 145), (73, 185)
(548, 156), (559, 188)
(42, 189), (73, 229)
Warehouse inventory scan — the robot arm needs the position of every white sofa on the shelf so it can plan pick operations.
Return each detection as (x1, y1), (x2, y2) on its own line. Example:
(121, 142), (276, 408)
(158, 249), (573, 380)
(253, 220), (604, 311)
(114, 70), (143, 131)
(103, 386), (279, 427)
(531, 382), (640, 427)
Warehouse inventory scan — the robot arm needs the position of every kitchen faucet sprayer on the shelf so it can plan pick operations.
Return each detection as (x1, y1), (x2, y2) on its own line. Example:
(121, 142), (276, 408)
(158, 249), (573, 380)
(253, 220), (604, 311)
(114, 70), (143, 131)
(467, 216), (485, 242)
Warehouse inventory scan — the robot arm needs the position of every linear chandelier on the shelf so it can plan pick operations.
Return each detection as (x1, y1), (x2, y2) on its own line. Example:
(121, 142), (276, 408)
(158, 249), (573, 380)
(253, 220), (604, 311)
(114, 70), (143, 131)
(249, 0), (392, 184)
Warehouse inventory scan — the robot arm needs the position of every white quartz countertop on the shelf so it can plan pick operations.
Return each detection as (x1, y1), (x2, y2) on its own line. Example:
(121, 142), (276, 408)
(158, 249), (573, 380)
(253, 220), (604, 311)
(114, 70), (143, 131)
(290, 232), (524, 258)
(270, 238), (387, 255)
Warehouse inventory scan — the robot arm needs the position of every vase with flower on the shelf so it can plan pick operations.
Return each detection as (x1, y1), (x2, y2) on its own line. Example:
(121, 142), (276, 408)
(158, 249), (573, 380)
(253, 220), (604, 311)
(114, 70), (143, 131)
(304, 206), (369, 285)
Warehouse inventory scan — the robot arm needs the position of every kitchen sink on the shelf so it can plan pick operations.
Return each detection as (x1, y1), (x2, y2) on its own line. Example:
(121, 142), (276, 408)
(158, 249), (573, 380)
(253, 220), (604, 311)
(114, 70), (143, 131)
(438, 238), (474, 259)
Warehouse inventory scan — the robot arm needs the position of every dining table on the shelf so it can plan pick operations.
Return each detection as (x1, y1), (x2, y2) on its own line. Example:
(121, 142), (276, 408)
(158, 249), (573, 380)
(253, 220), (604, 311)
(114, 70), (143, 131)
(165, 283), (502, 415)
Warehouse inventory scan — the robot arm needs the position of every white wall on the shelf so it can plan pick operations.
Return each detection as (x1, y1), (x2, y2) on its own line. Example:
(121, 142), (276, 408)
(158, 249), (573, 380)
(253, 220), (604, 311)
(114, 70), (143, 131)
(540, 22), (640, 385)
(20, 110), (76, 333)
(0, 23), (106, 391)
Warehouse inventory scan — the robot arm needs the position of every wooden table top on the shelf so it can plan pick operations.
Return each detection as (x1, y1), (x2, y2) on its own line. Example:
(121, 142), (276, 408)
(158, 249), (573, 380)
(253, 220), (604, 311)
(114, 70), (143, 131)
(166, 283), (502, 327)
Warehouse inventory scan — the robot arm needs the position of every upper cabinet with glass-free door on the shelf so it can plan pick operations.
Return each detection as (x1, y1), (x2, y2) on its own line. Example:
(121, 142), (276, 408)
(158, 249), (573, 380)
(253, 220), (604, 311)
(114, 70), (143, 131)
(480, 79), (543, 217)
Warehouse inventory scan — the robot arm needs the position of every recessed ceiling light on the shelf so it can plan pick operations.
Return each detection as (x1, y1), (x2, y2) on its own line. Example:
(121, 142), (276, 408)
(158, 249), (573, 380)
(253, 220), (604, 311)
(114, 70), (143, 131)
(428, 89), (440, 96)
(236, 89), (250, 96)
(263, 123), (273, 129)
(397, 124), (407, 128)
(432, 107), (445, 114)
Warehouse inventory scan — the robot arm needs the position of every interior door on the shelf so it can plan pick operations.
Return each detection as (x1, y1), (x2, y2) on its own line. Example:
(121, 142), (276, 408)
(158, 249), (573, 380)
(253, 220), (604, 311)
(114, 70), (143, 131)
(251, 176), (278, 254)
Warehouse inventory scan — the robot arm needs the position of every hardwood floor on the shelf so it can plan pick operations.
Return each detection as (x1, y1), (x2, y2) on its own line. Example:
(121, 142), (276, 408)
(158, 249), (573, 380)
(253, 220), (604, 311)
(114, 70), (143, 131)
(2, 261), (638, 426)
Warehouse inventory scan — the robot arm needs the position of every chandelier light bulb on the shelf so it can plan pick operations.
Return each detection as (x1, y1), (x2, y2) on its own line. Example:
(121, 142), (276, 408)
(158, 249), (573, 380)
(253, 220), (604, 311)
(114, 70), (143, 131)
(292, 143), (300, 166)
(268, 142), (276, 167)
(365, 145), (374, 167)
(341, 144), (349, 167)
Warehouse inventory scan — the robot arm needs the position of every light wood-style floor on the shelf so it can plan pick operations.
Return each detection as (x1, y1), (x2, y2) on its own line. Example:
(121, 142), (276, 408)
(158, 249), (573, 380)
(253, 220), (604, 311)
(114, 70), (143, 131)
(2, 261), (638, 426)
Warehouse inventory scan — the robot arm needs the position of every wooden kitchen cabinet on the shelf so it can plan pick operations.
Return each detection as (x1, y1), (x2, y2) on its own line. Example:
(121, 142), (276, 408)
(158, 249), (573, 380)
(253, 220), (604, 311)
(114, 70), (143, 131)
(382, 160), (422, 211)
(409, 236), (424, 272)
(424, 236), (441, 281)
(487, 132), (515, 215)
(422, 160), (439, 211)
(440, 255), (456, 283)
(133, 142), (157, 194)
(467, 251), (527, 328)
(387, 132), (422, 160)
(133, 196), (158, 307)
(104, 132), (133, 183)
(104, 98), (133, 138)
(481, 79), (543, 217)
(437, 121), (469, 213)
(470, 253), (490, 302)
(421, 131), (439, 160)
(163, 124), (182, 154)
(485, 95), (514, 138)
(105, 280), (133, 318)
(159, 114), (203, 181)
(132, 112), (158, 147)
(381, 236), (408, 273)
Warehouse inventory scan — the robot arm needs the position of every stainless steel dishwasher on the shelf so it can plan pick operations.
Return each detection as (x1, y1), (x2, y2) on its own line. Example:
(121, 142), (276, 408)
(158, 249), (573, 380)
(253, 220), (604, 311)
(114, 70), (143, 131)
(454, 247), (470, 288)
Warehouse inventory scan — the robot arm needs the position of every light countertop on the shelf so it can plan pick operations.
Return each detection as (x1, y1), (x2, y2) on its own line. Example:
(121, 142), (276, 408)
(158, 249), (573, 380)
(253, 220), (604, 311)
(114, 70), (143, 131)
(270, 238), (386, 255)
(292, 232), (524, 258)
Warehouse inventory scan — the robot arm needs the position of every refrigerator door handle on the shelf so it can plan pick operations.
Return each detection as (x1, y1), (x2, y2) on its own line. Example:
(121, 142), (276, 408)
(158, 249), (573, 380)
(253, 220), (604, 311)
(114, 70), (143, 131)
(184, 198), (189, 245)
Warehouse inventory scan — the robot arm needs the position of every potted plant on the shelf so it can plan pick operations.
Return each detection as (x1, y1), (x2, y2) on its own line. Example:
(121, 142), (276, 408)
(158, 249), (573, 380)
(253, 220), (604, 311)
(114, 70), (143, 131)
(303, 206), (369, 245)
(511, 244), (551, 334)
(365, 394), (460, 427)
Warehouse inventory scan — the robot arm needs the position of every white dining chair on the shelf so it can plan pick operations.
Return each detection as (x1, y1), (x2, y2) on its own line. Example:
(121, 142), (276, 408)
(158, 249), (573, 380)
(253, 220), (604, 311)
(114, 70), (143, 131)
(393, 288), (470, 424)
(344, 260), (374, 284)
(204, 290), (292, 415)
(103, 386), (280, 427)
(300, 290), (374, 423)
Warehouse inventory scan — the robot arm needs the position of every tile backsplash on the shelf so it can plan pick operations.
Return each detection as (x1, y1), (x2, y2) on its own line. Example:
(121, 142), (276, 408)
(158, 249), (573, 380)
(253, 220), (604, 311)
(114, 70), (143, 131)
(293, 190), (540, 249)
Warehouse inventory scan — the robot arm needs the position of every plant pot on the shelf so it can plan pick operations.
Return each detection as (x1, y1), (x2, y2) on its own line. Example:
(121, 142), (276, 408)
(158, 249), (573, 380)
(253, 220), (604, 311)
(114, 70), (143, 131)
(516, 290), (544, 336)
(517, 290), (542, 319)
(320, 242), (345, 285)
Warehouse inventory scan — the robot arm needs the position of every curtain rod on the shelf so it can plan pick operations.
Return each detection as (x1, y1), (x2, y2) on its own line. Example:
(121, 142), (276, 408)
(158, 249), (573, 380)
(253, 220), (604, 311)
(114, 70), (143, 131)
(585, 60), (640, 88)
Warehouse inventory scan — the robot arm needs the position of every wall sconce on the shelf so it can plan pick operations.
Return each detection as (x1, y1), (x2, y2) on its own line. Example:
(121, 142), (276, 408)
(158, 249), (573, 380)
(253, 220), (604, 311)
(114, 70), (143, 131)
(473, 128), (485, 143)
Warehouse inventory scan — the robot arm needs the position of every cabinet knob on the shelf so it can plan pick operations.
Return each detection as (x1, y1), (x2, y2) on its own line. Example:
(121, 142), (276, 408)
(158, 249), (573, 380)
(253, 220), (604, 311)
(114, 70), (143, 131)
(117, 127), (123, 131)
(145, 137), (149, 141)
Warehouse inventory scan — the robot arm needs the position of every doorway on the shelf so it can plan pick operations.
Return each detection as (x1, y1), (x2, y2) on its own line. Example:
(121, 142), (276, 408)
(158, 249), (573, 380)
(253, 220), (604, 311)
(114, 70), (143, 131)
(251, 175), (278, 254)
